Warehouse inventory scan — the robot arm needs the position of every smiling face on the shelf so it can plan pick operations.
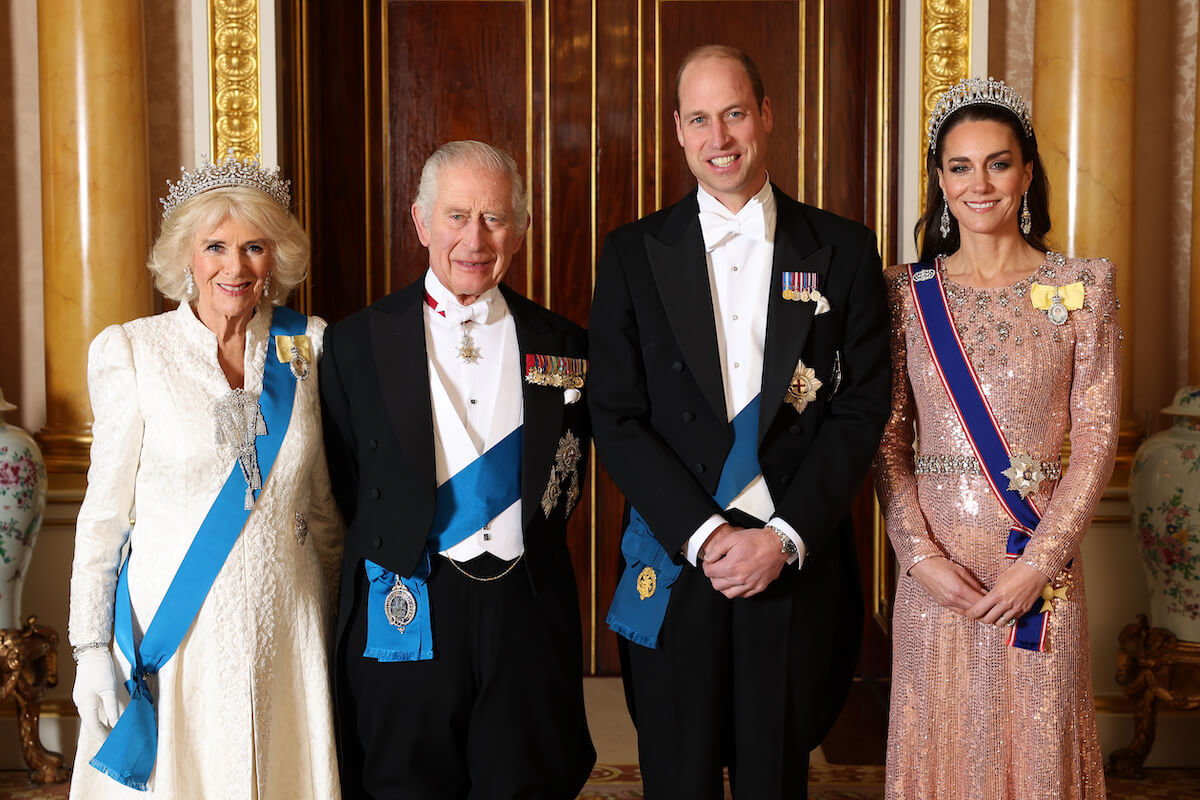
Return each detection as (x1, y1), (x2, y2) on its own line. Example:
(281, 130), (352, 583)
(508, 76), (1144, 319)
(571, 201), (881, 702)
(674, 54), (773, 212)
(190, 216), (272, 328)
(938, 119), (1033, 240)
(411, 163), (528, 304)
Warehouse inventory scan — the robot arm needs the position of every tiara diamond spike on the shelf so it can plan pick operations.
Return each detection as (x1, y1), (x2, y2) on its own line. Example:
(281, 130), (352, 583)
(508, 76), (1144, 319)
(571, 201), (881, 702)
(160, 152), (292, 220)
(927, 76), (1033, 152)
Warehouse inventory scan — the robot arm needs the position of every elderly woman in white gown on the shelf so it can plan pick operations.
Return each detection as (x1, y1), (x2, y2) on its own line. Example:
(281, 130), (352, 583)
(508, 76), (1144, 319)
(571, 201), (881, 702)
(67, 155), (343, 799)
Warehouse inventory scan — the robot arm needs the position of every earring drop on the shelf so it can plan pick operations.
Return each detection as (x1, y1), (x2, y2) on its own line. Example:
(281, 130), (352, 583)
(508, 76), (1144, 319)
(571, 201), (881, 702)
(1020, 192), (1032, 236)
(263, 272), (272, 298)
(939, 201), (951, 238)
(184, 267), (196, 298)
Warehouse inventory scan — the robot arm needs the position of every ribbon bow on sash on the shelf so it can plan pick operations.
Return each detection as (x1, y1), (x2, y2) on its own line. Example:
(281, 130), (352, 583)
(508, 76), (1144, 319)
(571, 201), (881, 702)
(90, 307), (307, 790)
(1029, 282), (1084, 311)
(273, 334), (312, 365)
(607, 396), (764, 648)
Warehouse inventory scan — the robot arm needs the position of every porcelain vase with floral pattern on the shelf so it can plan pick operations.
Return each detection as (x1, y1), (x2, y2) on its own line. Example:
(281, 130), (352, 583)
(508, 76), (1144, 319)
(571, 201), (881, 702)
(1130, 386), (1200, 642)
(0, 391), (46, 630)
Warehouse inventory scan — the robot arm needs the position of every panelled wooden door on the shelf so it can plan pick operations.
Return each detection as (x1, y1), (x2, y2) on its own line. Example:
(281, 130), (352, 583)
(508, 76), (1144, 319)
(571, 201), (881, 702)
(281, 0), (898, 682)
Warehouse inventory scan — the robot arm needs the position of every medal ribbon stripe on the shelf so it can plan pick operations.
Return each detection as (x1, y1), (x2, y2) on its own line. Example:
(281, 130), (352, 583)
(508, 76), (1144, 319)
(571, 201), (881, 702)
(907, 263), (1052, 652)
(91, 306), (307, 789)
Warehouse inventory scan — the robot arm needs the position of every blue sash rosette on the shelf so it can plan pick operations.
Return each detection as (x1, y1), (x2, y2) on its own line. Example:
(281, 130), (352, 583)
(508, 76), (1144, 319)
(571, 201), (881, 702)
(361, 426), (523, 662)
(607, 396), (763, 648)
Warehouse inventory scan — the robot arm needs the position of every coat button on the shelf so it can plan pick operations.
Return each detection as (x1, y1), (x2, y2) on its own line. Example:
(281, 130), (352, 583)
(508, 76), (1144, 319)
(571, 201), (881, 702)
(789, 424), (803, 436)
(696, 462), (706, 474)
(372, 537), (382, 548)
(368, 439), (378, 450)
(682, 411), (695, 422)
(671, 361), (685, 372)
(370, 488), (381, 499)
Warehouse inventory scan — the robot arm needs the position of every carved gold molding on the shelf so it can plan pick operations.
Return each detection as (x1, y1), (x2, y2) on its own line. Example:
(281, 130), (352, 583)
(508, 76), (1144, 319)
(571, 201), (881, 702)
(919, 0), (970, 208)
(209, 0), (262, 159)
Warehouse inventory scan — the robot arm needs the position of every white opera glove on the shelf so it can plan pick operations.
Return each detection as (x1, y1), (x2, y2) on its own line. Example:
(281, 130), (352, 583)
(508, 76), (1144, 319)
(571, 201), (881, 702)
(72, 648), (123, 742)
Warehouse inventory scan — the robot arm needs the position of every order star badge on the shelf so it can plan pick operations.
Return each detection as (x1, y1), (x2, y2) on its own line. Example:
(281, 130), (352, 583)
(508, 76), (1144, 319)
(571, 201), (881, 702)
(785, 361), (823, 415)
(1001, 453), (1045, 499)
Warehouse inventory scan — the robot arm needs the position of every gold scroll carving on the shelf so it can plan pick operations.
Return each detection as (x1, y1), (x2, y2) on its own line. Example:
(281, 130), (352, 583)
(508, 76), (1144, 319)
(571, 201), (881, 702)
(919, 0), (970, 207)
(210, 0), (261, 159)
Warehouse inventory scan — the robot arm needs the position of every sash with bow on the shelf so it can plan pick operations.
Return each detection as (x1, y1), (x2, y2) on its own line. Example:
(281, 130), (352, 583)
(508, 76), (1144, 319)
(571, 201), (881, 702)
(90, 306), (307, 790)
(908, 262), (1064, 652)
(607, 396), (762, 648)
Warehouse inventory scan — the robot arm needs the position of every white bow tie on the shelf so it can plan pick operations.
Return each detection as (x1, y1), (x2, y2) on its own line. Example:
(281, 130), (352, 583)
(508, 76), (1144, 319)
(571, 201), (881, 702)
(429, 294), (490, 326)
(698, 205), (767, 251)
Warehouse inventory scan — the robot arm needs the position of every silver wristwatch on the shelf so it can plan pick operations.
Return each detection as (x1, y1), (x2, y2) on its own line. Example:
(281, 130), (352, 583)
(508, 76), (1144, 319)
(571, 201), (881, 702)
(767, 524), (797, 558)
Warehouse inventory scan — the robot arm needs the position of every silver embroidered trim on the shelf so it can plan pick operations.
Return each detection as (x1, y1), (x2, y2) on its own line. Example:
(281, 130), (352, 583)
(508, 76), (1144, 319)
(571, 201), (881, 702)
(914, 453), (1061, 481)
(212, 388), (267, 510)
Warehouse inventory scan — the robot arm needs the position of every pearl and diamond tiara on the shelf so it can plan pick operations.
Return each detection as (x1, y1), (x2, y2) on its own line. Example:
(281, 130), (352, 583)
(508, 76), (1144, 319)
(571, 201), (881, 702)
(927, 76), (1033, 152)
(159, 152), (291, 220)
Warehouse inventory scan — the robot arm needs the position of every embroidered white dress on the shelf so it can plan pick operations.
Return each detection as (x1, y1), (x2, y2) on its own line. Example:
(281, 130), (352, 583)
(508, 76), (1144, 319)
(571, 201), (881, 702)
(68, 302), (343, 799)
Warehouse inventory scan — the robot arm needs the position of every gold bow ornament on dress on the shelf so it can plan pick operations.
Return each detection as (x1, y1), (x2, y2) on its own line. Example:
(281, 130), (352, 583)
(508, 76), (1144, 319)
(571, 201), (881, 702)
(274, 334), (312, 380)
(1029, 282), (1084, 326)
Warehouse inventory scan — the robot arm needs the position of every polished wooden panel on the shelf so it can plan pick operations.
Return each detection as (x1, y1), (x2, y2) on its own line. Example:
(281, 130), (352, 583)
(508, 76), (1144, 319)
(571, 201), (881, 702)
(654, 2), (800, 208)
(285, 0), (896, 687)
(385, 1), (531, 296)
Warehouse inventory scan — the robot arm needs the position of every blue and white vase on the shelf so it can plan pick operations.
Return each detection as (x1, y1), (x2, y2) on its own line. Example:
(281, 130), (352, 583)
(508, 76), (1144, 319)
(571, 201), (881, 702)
(1130, 386), (1200, 643)
(0, 387), (46, 630)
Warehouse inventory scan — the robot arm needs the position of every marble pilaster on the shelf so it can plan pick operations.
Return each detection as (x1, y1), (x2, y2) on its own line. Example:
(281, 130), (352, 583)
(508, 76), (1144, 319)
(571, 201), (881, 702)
(36, 0), (154, 471)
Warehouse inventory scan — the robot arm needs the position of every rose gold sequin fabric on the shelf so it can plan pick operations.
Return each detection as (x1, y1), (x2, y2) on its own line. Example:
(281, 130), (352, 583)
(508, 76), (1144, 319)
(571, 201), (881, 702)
(873, 253), (1120, 799)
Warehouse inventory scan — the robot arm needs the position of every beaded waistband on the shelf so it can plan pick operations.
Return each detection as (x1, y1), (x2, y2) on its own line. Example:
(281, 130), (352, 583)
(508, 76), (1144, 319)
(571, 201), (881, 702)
(915, 453), (1062, 481)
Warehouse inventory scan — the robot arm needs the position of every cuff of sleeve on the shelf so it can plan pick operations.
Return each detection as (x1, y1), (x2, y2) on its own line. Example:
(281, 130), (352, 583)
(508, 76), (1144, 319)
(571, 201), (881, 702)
(768, 516), (806, 568)
(685, 514), (727, 566)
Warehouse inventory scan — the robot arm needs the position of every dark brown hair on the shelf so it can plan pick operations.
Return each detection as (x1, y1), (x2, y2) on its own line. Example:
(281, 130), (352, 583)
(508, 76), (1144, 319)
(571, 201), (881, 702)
(915, 104), (1052, 262)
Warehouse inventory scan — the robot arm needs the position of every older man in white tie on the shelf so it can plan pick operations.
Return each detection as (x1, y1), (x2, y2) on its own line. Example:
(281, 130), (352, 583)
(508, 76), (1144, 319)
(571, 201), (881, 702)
(589, 45), (891, 800)
(321, 140), (595, 799)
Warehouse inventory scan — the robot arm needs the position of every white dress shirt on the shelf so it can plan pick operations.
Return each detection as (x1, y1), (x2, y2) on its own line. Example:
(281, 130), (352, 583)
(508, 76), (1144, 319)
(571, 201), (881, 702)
(683, 179), (806, 568)
(423, 270), (525, 561)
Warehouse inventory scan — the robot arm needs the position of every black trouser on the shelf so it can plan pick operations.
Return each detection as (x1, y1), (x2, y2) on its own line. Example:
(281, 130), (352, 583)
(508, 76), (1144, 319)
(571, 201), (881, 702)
(338, 554), (595, 800)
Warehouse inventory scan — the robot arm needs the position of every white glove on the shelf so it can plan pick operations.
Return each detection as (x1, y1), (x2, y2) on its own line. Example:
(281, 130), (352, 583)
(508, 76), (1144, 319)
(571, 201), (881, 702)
(72, 649), (122, 742)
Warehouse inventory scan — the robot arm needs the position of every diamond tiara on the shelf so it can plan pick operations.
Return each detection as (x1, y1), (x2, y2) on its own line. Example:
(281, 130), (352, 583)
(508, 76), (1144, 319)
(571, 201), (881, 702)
(160, 152), (292, 220)
(927, 76), (1033, 152)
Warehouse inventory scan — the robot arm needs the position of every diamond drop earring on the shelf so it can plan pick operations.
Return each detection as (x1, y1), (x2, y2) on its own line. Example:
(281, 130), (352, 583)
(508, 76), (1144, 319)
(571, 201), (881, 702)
(263, 272), (272, 298)
(1020, 191), (1032, 236)
(939, 201), (951, 238)
(184, 267), (196, 299)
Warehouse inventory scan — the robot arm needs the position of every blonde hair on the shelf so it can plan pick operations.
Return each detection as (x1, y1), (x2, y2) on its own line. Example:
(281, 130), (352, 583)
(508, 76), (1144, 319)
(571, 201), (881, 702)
(414, 140), (528, 231)
(147, 187), (310, 306)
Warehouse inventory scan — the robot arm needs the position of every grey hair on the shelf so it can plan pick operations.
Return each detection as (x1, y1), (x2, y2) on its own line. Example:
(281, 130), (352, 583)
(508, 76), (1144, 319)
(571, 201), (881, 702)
(414, 140), (529, 231)
(147, 187), (310, 306)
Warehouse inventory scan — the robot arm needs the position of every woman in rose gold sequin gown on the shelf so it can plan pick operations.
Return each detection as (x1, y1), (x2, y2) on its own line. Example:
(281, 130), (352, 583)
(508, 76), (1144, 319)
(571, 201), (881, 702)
(874, 78), (1118, 799)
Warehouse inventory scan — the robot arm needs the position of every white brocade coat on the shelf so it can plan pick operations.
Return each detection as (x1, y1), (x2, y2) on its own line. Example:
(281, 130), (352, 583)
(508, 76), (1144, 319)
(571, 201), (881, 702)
(68, 303), (343, 799)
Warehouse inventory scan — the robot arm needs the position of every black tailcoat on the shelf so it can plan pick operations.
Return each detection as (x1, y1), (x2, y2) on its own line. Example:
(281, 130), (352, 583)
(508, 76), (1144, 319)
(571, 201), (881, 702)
(588, 186), (890, 797)
(320, 279), (594, 798)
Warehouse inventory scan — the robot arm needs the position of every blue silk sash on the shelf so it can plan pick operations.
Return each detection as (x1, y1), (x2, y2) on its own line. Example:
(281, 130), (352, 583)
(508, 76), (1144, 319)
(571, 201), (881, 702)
(607, 396), (762, 648)
(908, 262), (1055, 652)
(90, 306), (307, 790)
(363, 426), (522, 662)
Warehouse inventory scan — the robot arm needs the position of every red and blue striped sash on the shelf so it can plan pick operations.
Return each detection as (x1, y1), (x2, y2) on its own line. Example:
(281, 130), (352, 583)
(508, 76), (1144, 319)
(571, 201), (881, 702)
(908, 261), (1053, 652)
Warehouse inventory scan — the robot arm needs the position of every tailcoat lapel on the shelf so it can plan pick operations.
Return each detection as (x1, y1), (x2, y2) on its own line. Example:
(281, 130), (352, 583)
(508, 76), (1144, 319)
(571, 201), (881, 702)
(759, 188), (831, 443)
(369, 283), (437, 501)
(645, 194), (728, 421)
(503, 286), (567, 529)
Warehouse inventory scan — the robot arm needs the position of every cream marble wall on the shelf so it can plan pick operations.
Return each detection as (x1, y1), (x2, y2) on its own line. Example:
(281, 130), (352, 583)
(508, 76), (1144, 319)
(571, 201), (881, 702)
(989, 0), (1200, 767)
(0, 0), (192, 768)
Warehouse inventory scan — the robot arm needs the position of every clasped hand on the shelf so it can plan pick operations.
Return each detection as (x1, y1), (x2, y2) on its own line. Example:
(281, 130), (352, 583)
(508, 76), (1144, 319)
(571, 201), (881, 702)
(909, 556), (1048, 626)
(699, 523), (787, 599)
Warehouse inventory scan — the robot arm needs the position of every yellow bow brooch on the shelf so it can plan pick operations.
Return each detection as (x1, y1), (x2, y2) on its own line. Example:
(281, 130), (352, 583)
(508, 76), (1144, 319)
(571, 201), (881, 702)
(275, 334), (312, 380)
(1030, 282), (1084, 326)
